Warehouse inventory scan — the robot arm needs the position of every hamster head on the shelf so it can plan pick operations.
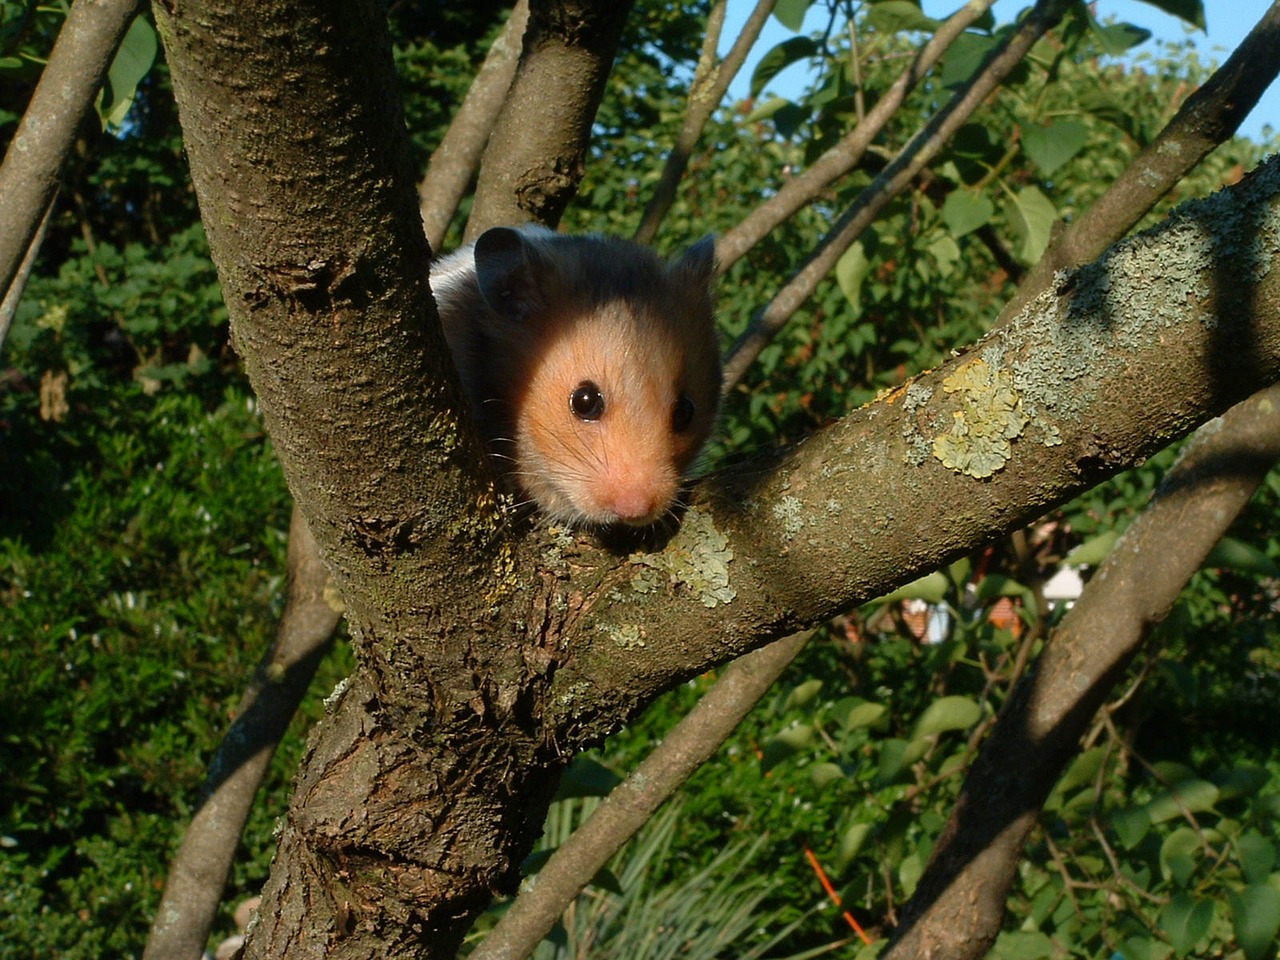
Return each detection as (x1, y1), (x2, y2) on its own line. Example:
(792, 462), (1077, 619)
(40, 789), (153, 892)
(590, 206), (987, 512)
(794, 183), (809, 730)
(470, 227), (720, 527)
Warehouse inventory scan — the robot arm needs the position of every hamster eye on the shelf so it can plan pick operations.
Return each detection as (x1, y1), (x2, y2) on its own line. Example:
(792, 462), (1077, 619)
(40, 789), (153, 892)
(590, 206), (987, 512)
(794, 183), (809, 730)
(570, 381), (605, 421)
(672, 394), (695, 433)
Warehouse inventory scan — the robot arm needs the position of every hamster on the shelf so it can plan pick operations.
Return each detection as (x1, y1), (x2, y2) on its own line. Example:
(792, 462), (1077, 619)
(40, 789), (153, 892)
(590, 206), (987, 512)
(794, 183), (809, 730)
(430, 225), (720, 527)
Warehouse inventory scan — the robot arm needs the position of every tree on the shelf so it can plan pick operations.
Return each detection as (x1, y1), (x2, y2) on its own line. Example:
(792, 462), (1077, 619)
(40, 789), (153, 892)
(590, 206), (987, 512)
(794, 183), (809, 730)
(3, 0), (1280, 958)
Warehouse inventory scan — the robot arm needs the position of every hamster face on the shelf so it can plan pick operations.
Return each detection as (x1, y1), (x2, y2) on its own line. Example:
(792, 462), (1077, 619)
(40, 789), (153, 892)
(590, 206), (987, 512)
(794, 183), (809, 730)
(512, 303), (718, 527)
(433, 227), (721, 528)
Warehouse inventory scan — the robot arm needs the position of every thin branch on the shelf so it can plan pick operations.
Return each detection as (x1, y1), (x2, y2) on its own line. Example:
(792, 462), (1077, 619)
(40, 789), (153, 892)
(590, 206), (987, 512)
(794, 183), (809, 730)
(722, 0), (1068, 391)
(418, 0), (530, 252)
(469, 631), (811, 960)
(632, 0), (776, 245)
(716, 0), (999, 275)
(0, 0), (140, 306)
(0, 192), (55, 350)
(142, 508), (342, 960)
(994, 0), (1280, 326)
(882, 381), (1280, 959)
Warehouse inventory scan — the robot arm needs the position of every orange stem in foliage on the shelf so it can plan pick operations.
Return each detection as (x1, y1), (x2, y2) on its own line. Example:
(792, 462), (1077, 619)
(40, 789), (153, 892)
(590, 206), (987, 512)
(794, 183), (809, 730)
(803, 846), (873, 945)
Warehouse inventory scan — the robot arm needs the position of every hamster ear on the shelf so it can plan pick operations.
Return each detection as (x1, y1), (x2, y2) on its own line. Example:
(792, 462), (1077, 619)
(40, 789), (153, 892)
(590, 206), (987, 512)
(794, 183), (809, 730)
(672, 234), (717, 287)
(473, 226), (547, 322)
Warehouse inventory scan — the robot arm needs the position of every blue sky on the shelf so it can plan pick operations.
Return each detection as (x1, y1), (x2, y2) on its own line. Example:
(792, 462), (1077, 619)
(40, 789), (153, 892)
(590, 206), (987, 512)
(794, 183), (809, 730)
(723, 1), (1278, 142)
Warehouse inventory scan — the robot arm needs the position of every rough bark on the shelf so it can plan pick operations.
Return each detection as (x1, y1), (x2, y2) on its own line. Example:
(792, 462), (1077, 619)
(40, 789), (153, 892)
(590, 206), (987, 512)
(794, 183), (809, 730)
(465, 0), (635, 235)
(882, 381), (1280, 958)
(154, 0), (1280, 954)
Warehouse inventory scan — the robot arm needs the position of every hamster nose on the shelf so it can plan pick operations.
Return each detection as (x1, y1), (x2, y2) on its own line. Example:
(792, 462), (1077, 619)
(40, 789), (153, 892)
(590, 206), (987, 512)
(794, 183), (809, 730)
(606, 489), (665, 525)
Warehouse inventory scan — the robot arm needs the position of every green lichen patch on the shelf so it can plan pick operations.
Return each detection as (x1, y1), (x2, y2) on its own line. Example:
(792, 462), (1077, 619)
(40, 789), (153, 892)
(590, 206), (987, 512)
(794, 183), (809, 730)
(932, 358), (1028, 478)
(596, 621), (647, 650)
(630, 509), (736, 607)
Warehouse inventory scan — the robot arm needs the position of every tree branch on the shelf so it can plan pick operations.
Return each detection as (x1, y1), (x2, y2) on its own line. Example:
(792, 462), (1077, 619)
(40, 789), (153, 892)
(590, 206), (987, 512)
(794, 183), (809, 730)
(722, 0), (1067, 389)
(995, 0), (1280, 325)
(556, 154), (1280, 734)
(632, 0), (775, 245)
(142, 509), (342, 960)
(466, 0), (636, 234)
(418, 0), (530, 252)
(0, 0), (140, 323)
(715, 0), (998, 275)
(881, 381), (1280, 958)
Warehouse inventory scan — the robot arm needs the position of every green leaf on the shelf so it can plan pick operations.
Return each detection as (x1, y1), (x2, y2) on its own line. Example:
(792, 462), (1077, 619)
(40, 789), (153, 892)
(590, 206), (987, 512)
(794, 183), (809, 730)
(772, 101), (811, 139)
(809, 762), (845, 789)
(1159, 827), (1201, 886)
(928, 234), (961, 278)
(555, 756), (622, 800)
(837, 821), (873, 866)
(1055, 745), (1107, 795)
(97, 15), (157, 130)
(1006, 185), (1057, 263)
(836, 240), (871, 313)
(744, 95), (792, 122)
(844, 701), (887, 730)
(990, 930), (1054, 959)
(912, 695), (982, 739)
(1147, 779), (1219, 824)
(1238, 832), (1277, 885)
(1112, 806), (1152, 850)
(1120, 934), (1160, 960)
(940, 33), (996, 88)
(878, 570), (950, 604)
(1230, 883), (1280, 960)
(1160, 892), (1213, 958)
(786, 678), (824, 710)
(864, 1), (940, 34)
(1137, 0), (1205, 31)
(875, 738), (910, 785)
(773, 0), (813, 31)
(749, 37), (819, 98)
(1063, 530), (1118, 566)
(1091, 21), (1152, 56)
(1216, 766), (1269, 801)
(1205, 536), (1280, 577)
(942, 190), (994, 238)
(898, 846), (926, 896)
(761, 723), (814, 772)
(1022, 120), (1089, 176)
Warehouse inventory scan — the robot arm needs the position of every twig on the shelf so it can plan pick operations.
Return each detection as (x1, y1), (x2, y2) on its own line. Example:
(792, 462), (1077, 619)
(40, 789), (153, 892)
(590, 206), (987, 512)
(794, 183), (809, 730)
(716, 0), (999, 275)
(0, 192), (55, 350)
(722, 0), (1070, 391)
(0, 0), (140, 305)
(804, 846), (874, 944)
(632, 0), (776, 245)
